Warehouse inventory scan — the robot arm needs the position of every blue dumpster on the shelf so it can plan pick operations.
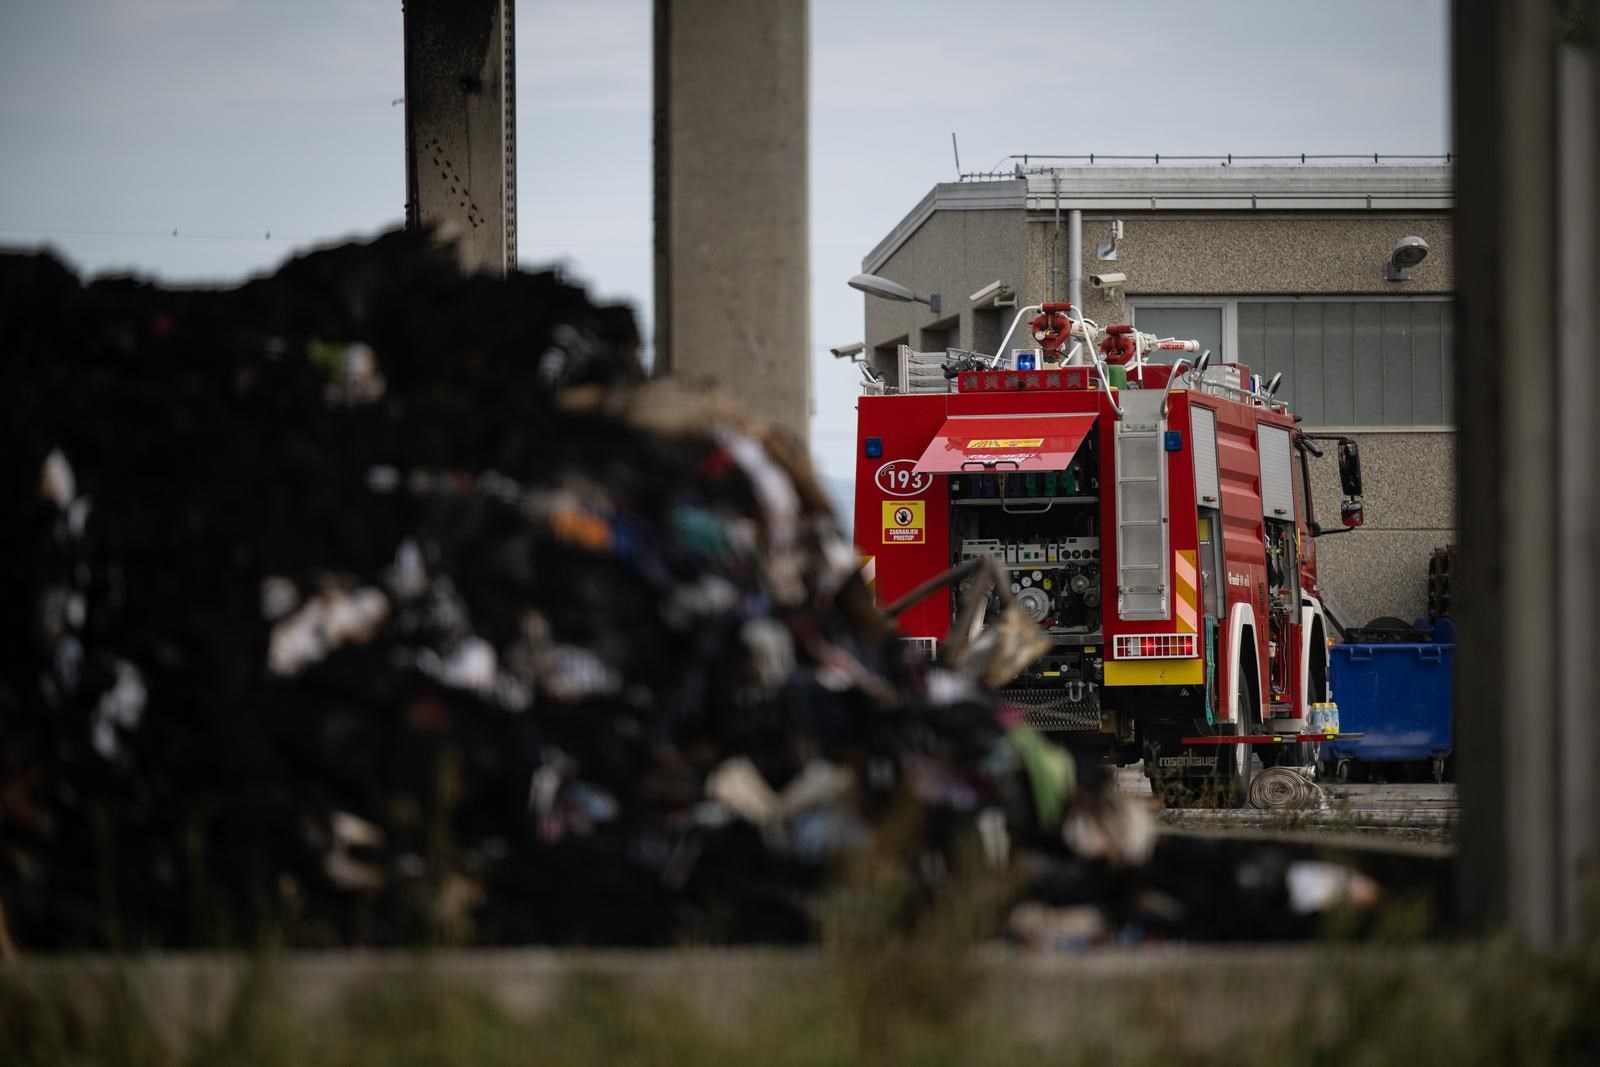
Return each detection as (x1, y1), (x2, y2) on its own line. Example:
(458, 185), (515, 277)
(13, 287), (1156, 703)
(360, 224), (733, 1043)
(1324, 638), (1455, 782)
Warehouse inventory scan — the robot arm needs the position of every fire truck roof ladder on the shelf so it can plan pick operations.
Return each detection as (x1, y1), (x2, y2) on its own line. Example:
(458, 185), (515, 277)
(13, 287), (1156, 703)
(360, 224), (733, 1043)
(898, 345), (952, 394)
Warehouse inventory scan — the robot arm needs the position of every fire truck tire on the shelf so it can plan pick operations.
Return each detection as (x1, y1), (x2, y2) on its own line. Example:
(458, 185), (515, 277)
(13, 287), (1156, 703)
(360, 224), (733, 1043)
(1228, 693), (1256, 808)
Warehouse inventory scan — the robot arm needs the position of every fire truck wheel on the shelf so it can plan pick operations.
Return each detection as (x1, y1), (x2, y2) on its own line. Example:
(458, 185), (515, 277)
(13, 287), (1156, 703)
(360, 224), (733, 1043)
(1228, 698), (1256, 808)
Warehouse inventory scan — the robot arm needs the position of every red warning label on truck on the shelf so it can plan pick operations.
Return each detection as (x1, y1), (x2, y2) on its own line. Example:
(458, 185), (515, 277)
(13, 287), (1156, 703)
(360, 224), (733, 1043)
(882, 501), (925, 544)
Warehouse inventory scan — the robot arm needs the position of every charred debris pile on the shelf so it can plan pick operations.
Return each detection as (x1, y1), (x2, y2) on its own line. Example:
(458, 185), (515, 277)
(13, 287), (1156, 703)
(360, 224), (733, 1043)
(0, 233), (1429, 951)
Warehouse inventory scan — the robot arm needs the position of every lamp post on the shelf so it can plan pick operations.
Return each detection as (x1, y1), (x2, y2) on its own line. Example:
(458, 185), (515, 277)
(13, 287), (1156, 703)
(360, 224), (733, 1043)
(848, 273), (941, 314)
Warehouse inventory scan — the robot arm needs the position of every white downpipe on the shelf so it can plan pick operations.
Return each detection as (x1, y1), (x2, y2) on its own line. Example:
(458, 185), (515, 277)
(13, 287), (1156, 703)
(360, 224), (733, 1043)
(1051, 176), (1062, 301)
(1068, 208), (1083, 309)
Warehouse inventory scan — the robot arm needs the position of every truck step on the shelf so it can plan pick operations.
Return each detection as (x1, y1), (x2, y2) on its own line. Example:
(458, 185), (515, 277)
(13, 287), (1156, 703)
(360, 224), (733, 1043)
(1023, 708), (1103, 732)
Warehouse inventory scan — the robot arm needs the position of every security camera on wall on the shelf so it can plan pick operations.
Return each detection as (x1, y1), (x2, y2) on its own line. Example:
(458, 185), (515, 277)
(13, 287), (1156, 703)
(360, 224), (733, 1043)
(968, 280), (1016, 309)
(968, 280), (1005, 304)
(830, 341), (866, 360)
(1089, 271), (1127, 289)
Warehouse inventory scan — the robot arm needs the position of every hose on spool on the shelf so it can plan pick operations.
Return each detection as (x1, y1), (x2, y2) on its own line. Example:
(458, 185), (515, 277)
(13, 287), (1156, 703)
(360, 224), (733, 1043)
(1248, 765), (1328, 811)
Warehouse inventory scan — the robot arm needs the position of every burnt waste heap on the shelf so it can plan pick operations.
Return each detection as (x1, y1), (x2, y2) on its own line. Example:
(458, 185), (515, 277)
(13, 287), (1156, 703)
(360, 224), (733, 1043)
(0, 232), (1440, 951)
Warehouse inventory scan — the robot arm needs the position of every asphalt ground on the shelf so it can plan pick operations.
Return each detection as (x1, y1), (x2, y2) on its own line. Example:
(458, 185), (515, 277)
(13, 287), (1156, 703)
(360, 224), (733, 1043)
(1114, 763), (1459, 847)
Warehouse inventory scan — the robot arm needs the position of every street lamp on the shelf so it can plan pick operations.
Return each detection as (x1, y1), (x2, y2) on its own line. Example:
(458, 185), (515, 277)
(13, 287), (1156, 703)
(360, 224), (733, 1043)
(848, 273), (941, 315)
(1384, 236), (1430, 281)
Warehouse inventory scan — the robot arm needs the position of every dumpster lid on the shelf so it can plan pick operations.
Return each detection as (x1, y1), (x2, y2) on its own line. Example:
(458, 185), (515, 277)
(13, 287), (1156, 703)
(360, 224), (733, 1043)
(1344, 616), (1432, 643)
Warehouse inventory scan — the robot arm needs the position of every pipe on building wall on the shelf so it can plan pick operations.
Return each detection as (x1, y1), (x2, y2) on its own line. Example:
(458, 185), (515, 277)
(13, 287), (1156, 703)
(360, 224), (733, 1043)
(1050, 177), (1061, 301)
(1068, 208), (1083, 309)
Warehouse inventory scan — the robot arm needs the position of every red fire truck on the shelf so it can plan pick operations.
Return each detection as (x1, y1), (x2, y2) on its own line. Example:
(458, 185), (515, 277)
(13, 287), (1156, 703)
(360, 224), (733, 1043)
(853, 303), (1365, 805)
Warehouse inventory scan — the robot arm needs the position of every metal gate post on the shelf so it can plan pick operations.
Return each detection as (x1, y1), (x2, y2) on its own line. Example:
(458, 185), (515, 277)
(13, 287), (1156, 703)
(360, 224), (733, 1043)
(1454, 0), (1599, 946)
(403, 0), (516, 277)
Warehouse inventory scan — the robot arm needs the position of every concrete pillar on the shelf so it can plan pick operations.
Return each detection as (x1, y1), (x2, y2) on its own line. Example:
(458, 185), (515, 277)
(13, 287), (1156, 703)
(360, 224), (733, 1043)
(653, 1), (811, 446)
(1455, 0), (1599, 946)
(403, 0), (515, 276)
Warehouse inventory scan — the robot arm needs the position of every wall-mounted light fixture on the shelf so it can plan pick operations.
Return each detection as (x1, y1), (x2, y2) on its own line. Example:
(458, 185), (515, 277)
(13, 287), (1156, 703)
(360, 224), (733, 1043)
(849, 273), (941, 315)
(1385, 235), (1430, 281)
(1096, 219), (1123, 261)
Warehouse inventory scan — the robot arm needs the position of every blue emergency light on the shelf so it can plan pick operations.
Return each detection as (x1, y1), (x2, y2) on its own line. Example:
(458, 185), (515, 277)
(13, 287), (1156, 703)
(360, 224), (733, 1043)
(1016, 352), (1038, 371)
(864, 436), (883, 458)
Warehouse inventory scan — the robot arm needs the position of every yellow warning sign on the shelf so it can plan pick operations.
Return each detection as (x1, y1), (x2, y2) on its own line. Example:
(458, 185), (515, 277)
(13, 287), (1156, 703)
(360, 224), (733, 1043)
(882, 500), (926, 544)
(967, 438), (1044, 449)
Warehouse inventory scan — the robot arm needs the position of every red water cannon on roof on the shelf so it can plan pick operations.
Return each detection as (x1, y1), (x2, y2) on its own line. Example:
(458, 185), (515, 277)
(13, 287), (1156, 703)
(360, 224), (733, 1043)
(1100, 323), (1139, 365)
(1029, 302), (1077, 359)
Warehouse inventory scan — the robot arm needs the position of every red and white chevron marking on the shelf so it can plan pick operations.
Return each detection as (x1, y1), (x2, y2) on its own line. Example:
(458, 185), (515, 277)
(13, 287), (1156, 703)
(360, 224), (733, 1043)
(1173, 549), (1198, 633)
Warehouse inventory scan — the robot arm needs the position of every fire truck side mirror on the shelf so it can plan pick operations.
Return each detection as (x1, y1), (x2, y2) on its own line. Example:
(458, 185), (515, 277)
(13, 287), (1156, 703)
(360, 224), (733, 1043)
(1341, 499), (1366, 528)
(1337, 438), (1363, 497)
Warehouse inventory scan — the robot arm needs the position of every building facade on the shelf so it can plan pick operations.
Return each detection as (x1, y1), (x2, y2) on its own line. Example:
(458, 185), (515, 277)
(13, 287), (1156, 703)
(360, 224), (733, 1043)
(856, 163), (1454, 628)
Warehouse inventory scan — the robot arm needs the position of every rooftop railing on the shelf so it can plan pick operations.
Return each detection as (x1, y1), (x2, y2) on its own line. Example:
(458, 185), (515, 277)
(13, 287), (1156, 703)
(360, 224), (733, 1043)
(959, 152), (1454, 181)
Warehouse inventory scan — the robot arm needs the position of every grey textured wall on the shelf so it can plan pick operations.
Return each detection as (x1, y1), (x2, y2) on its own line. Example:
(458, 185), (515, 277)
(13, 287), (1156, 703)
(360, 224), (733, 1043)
(867, 211), (1455, 370)
(1305, 431), (1456, 629)
(863, 208), (1029, 380)
(1065, 214), (1454, 325)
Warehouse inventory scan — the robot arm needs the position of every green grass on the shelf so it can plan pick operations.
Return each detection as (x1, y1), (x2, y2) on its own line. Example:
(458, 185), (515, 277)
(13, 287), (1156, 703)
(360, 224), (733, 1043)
(3, 828), (1595, 1065)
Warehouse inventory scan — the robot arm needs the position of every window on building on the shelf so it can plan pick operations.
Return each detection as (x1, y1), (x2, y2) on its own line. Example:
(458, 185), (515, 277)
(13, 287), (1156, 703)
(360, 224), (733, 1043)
(1238, 300), (1452, 427)
(1126, 304), (1225, 364)
(1130, 297), (1454, 428)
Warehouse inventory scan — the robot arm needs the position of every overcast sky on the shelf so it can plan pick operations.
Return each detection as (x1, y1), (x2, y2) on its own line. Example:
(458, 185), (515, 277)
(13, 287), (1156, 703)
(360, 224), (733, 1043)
(0, 0), (1450, 490)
